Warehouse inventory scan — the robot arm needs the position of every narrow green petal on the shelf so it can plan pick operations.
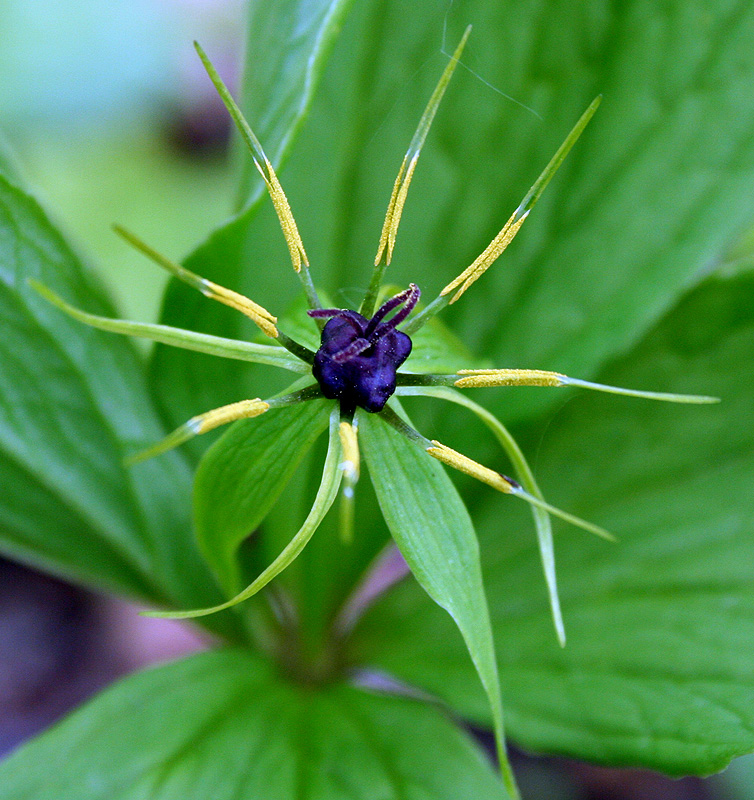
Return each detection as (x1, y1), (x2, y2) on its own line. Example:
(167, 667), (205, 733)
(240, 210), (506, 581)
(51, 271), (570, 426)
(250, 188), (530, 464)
(397, 384), (565, 646)
(144, 405), (343, 619)
(361, 406), (519, 798)
(30, 280), (306, 372)
(560, 376), (719, 403)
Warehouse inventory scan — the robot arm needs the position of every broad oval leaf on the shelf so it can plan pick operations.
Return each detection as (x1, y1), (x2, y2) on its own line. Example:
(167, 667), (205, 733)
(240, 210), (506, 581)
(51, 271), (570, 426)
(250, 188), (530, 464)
(0, 173), (237, 638)
(194, 399), (330, 594)
(0, 649), (503, 800)
(353, 273), (754, 775)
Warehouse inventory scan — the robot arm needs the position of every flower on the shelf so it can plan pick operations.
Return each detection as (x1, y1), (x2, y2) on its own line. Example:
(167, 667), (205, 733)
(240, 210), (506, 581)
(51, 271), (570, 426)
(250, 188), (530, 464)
(309, 284), (419, 413)
(33, 29), (717, 623)
(32, 33), (716, 797)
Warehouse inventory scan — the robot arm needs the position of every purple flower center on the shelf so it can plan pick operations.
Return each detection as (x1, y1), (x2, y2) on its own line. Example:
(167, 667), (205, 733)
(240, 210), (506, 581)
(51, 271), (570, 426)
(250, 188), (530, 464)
(308, 284), (420, 413)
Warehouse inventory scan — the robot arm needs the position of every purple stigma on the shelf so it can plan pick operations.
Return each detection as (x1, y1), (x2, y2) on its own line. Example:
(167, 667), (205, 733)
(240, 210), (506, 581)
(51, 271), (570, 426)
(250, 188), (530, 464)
(307, 285), (420, 413)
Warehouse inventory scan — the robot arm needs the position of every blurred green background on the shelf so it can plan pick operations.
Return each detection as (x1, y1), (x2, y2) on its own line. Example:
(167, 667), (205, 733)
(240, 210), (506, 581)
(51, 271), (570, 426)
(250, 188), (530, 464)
(0, 0), (242, 323)
(0, 1), (753, 798)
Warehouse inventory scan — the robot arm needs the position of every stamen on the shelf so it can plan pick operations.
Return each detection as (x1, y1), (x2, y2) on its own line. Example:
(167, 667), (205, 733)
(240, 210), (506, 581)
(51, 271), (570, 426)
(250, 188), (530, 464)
(559, 376), (720, 404)
(441, 211), (529, 303)
(195, 399), (270, 434)
(361, 27), (471, 319)
(194, 43), (309, 275)
(127, 399), (269, 464)
(339, 420), (361, 484)
(427, 441), (516, 493)
(113, 225), (279, 339)
(455, 368), (564, 388)
(405, 96), (602, 333)
(454, 369), (719, 403)
(507, 487), (615, 542)
(427, 440), (614, 541)
(338, 417), (361, 545)
(374, 28), (471, 269)
(202, 282), (279, 339)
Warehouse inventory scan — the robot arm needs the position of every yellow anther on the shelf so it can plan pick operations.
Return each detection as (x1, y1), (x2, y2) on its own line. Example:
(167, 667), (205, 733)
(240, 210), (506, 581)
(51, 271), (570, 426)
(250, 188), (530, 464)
(455, 369), (565, 388)
(128, 399), (271, 465)
(194, 42), (309, 276)
(338, 420), (360, 483)
(441, 210), (529, 303)
(454, 369), (718, 404)
(435, 97), (601, 311)
(376, 154), (419, 266)
(261, 159), (309, 272)
(427, 441), (516, 494)
(113, 224), (279, 339)
(204, 281), (278, 338)
(194, 399), (270, 434)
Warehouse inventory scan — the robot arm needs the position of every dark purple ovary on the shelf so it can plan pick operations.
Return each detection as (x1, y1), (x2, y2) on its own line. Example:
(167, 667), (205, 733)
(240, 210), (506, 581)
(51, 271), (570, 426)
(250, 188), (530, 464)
(308, 284), (420, 413)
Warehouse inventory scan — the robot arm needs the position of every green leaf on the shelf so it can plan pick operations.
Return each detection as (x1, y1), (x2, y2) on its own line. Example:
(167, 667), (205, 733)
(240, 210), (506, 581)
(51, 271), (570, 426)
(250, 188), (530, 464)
(0, 174), (237, 634)
(0, 131), (24, 186)
(359, 408), (517, 797)
(354, 273), (754, 775)
(0, 649), (504, 799)
(194, 399), (330, 594)
(398, 385), (564, 646)
(403, 308), (480, 374)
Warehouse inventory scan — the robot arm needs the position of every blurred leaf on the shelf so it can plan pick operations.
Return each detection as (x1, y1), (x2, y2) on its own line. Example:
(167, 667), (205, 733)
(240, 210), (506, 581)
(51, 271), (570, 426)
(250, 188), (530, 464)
(717, 753), (754, 800)
(0, 132), (23, 185)
(403, 308), (480, 374)
(194, 399), (330, 595)
(359, 409), (515, 791)
(0, 173), (240, 638)
(353, 272), (754, 775)
(0, 649), (503, 800)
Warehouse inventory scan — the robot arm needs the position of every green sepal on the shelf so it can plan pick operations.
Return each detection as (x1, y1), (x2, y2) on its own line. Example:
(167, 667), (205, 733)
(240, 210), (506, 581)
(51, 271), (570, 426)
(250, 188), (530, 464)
(145, 405), (342, 619)
(194, 399), (331, 594)
(359, 405), (519, 799)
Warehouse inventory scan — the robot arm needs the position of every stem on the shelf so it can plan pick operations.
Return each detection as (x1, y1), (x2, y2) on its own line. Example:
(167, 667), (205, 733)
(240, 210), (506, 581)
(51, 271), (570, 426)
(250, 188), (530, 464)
(401, 294), (450, 336)
(276, 330), (316, 364)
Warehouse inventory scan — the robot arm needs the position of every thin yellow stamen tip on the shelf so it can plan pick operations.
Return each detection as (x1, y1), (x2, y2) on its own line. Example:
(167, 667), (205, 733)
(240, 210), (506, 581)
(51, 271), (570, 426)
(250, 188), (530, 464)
(374, 29), (470, 269)
(196, 399), (270, 434)
(338, 420), (360, 483)
(455, 369), (565, 389)
(427, 440), (515, 494)
(264, 158), (309, 272)
(442, 210), (529, 302)
(205, 281), (279, 338)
